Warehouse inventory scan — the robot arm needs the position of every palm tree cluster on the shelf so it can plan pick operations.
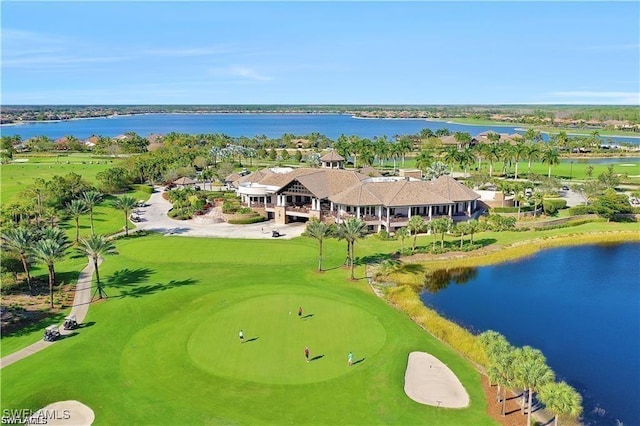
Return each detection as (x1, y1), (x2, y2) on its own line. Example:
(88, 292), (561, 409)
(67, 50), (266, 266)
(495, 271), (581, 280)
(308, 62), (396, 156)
(2, 187), (135, 309)
(479, 331), (582, 426)
(303, 217), (368, 280)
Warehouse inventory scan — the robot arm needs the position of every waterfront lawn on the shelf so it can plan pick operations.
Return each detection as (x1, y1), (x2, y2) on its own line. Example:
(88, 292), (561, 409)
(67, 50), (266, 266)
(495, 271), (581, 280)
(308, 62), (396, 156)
(0, 235), (493, 425)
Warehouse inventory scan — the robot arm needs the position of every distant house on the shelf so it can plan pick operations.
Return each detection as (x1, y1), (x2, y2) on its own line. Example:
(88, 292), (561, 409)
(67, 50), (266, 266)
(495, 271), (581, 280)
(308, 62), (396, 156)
(319, 151), (345, 169)
(173, 177), (197, 189)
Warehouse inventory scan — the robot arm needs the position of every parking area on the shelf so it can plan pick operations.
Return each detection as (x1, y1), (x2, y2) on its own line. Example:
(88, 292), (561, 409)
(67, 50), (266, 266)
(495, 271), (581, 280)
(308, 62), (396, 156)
(132, 188), (307, 239)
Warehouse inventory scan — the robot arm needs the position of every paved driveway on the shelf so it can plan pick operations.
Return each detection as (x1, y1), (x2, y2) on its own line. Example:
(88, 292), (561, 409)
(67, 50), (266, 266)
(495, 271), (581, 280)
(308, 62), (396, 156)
(133, 188), (307, 239)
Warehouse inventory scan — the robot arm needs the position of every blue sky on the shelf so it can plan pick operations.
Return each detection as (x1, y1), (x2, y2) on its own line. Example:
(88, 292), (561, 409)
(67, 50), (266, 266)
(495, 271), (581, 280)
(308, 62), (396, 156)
(2, 1), (638, 105)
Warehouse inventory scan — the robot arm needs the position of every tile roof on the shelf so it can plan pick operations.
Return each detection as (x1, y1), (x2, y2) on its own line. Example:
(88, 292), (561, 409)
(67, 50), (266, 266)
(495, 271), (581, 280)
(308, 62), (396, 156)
(232, 167), (480, 207)
(319, 151), (345, 161)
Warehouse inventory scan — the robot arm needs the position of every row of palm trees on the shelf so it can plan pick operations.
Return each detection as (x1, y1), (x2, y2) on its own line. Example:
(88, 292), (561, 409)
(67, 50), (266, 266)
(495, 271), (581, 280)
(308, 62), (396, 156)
(2, 226), (116, 308)
(479, 331), (582, 426)
(3, 191), (139, 308)
(304, 216), (485, 278)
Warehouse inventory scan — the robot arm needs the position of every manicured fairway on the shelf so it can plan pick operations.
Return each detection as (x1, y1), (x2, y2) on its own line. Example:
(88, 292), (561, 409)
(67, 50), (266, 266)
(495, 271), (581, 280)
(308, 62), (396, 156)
(0, 235), (494, 425)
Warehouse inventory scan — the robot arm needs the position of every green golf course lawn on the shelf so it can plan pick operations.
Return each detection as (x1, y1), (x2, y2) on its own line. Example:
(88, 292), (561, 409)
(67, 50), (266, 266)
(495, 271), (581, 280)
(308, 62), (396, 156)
(0, 235), (494, 425)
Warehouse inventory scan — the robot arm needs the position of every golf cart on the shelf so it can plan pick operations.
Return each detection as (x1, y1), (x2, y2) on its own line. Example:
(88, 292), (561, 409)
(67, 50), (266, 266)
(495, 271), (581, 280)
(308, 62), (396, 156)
(44, 325), (61, 342)
(63, 314), (79, 330)
(271, 230), (280, 238)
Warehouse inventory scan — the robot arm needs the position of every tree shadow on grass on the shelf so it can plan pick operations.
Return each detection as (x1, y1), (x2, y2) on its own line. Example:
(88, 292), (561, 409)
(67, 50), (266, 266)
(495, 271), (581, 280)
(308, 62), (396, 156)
(474, 238), (497, 248)
(356, 252), (398, 265)
(116, 278), (198, 298)
(1, 311), (67, 338)
(107, 268), (154, 288)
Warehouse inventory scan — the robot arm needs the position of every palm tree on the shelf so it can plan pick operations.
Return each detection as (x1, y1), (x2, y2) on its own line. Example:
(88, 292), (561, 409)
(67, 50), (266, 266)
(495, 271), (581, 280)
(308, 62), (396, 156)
(77, 234), (116, 300)
(433, 217), (453, 249)
(479, 331), (515, 415)
(514, 190), (527, 220)
(512, 140), (528, 180)
(395, 227), (409, 252)
(415, 149), (434, 173)
(455, 221), (469, 248)
(407, 215), (425, 253)
(513, 346), (556, 426)
(31, 235), (71, 308)
(538, 381), (583, 426)
(457, 147), (475, 177)
(2, 227), (35, 294)
(466, 219), (481, 245)
(302, 219), (334, 272)
(112, 195), (138, 236)
(524, 142), (541, 176)
(532, 191), (545, 217)
(397, 136), (413, 167)
(541, 147), (560, 178)
(483, 143), (502, 177)
(81, 190), (103, 235)
(336, 218), (367, 280)
(67, 199), (88, 244)
(443, 146), (459, 174)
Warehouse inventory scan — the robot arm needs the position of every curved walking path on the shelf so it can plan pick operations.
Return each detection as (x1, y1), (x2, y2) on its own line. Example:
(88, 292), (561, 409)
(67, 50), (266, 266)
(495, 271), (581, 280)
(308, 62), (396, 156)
(0, 258), (98, 369)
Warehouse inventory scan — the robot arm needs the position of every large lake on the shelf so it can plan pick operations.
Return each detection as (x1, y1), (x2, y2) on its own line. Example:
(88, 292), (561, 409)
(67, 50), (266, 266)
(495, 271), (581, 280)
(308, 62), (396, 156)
(420, 243), (640, 426)
(2, 113), (639, 145)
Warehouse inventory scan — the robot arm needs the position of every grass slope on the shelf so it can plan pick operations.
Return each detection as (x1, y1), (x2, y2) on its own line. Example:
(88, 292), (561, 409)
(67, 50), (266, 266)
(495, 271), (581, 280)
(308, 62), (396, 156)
(0, 235), (494, 425)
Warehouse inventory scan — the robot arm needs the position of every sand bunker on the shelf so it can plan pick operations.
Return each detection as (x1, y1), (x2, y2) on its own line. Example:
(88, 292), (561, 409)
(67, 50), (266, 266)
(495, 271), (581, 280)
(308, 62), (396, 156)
(404, 351), (470, 408)
(28, 400), (94, 425)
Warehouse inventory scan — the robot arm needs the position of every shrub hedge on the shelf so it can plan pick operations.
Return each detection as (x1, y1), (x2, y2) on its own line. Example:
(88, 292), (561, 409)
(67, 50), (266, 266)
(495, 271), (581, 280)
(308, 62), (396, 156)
(227, 215), (265, 224)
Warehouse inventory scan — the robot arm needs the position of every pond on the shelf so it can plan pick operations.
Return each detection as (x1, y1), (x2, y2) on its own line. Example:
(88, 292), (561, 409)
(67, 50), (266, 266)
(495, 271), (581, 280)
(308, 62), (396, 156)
(420, 243), (640, 426)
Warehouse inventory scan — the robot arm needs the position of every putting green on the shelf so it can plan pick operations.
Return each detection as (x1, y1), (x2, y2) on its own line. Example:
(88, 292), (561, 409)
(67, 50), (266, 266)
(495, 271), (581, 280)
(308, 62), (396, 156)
(187, 293), (386, 384)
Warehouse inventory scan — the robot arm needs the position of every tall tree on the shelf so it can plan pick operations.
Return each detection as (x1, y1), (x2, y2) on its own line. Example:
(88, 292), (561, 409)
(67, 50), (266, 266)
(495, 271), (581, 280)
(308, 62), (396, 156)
(407, 215), (425, 253)
(31, 234), (71, 308)
(432, 217), (453, 249)
(512, 140), (528, 180)
(77, 235), (116, 300)
(67, 199), (88, 244)
(81, 190), (103, 235)
(1, 227), (35, 294)
(336, 218), (367, 280)
(538, 381), (583, 426)
(524, 142), (541, 176)
(479, 331), (515, 415)
(415, 149), (434, 172)
(302, 219), (334, 272)
(541, 147), (560, 178)
(465, 219), (481, 244)
(112, 195), (138, 236)
(513, 346), (556, 426)
(395, 227), (409, 253)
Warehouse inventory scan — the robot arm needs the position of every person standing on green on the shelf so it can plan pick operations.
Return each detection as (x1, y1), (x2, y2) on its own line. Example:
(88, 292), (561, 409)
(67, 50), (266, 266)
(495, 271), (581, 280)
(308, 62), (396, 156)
(348, 352), (354, 366)
(305, 347), (310, 362)
(239, 330), (244, 343)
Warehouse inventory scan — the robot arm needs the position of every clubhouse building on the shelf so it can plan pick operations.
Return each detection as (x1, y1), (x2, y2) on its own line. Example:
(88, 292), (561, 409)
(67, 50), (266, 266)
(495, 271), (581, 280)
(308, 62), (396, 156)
(227, 152), (481, 232)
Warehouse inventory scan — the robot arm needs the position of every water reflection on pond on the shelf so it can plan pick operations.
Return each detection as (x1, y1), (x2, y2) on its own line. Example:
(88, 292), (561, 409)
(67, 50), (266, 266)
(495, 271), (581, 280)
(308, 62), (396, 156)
(419, 243), (640, 426)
